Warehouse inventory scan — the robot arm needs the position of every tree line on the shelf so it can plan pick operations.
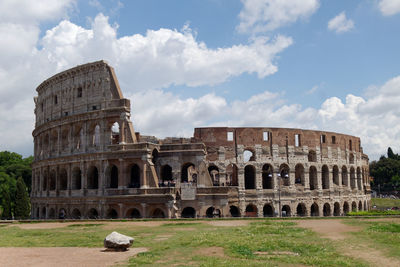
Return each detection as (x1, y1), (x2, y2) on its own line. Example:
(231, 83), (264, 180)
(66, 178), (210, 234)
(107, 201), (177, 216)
(370, 147), (400, 192)
(0, 151), (31, 219)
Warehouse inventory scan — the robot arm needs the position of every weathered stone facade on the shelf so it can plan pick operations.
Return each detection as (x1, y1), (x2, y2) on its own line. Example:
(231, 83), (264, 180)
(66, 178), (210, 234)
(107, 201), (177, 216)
(31, 61), (371, 219)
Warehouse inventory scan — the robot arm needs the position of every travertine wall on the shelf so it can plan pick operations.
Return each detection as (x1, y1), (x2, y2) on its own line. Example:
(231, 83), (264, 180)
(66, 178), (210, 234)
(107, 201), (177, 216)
(31, 61), (371, 219)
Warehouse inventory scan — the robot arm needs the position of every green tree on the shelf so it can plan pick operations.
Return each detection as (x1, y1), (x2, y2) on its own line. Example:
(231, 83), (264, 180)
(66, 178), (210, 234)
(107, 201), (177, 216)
(1, 189), (12, 219)
(14, 177), (30, 219)
(388, 147), (395, 159)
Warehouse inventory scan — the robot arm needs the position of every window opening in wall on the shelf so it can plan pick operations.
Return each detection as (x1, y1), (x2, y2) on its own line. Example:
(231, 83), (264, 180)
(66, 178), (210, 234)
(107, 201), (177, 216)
(111, 122), (120, 144)
(263, 131), (269, 141)
(92, 105), (97, 110)
(77, 87), (82, 98)
(227, 131), (233, 141)
(54, 95), (58, 104)
(41, 102), (44, 111)
(320, 134), (326, 143)
(64, 112), (68, 116)
(243, 149), (255, 162)
(295, 134), (301, 147)
(349, 140), (352, 150)
(331, 136), (336, 144)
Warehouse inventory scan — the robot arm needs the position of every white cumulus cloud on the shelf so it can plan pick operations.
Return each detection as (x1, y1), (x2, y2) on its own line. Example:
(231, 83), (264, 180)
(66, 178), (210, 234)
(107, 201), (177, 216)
(378, 0), (400, 16)
(237, 0), (320, 34)
(328, 12), (355, 33)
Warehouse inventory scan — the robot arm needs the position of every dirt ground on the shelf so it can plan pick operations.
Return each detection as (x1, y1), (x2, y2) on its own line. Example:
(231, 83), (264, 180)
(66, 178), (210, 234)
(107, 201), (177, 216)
(0, 247), (147, 267)
(296, 218), (400, 266)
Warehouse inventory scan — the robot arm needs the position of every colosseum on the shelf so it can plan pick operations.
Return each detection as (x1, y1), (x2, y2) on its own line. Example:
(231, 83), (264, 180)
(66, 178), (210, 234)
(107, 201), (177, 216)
(30, 60), (371, 219)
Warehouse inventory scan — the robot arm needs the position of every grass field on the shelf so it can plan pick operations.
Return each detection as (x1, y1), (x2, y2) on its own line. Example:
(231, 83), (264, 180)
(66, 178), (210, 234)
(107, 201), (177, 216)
(371, 197), (400, 209)
(0, 218), (399, 266)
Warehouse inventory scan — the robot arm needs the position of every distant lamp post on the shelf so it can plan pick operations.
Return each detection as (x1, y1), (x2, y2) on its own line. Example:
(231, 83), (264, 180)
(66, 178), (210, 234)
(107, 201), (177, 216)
(277, 172), (289, 217)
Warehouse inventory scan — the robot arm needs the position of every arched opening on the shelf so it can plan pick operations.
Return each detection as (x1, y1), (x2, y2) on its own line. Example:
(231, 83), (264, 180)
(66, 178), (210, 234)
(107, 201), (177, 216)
(350, 167), (356, 189)
(229, 206), (240, 217)
(308, 150), (317, 162)
(244, 165), (256, 189)
(129, 164), (140, 188)
(93, 125), (100, 147)
(282, 205), (291, 217)
(322, 165), (329, 189)
(181, 163), (195, 183)
(106, 165), (119, 188)
(74, 127), (84, 151)
(262, 164), (273, 189)
(352, 201), (357, 212)
(343, 202), (350, 215)
(323, 203), (331, 217)
(50, 130), (58, 154)
(295, 164), (304, 185)
(41, 207), (46, 219)
(309, 166), (317, 190)
(358, 201), (362, 211)
(87, 166), (99, 189)
(357, 167), (362, 190)
(151, 149), (158, 164)
(88, 208), (99, 219)
(42, 171), (48, 191)
(206, 207), (220, 218)
(72, 167), (81, 190)
(342, 166), (348, 186)
(296, 203), (307, 217)
(333, 165), (339, 186)
(48, 208), (55, 219)
(58, 208), (66, 219)
(59, 168), (68, 190)
(36, 207), (40, 218)
(226, 164), (238, 186)
(161, 164), (173, 185)
(61, 128), (69, 151)
(263, 204), (274, 217)
(181, 207), (196, 218)
(280, 164), (290, 186)
(311, 203), (319, 216)
(49, 170), (56, 191)
(127, 208), (141, 219)
(151, 208), (165, 218)
(245, 204), (258, 217)
(364, 200), (367, 211)
(349, 153), (354, 164)
(71, 209), (81, 219)
(243, 149), (255, 162)
(208, 165), (220, 186)
(107, 209), (118, 219)
(334, 202), (340, 216)
(111, 122), (120, 144)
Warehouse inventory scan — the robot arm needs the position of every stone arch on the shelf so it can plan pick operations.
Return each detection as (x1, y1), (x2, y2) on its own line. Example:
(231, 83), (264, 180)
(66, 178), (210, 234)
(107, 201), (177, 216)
(59, 168), (68, 190)
(279, 164), (290, 186)
(49, 169), (56, 190)
(350, 167), (356, 189)
(308, 150), (317, 162)
(71, 208), (81, 219)
(71, 167), (81, 190)
(58, 208), (66, 219)
(61, 128), (70, 151)
(309, 166), (317, 190)
(296, 203), (307, 217)
(87, 166), (99, 189)
(352, 201), (357, 212)
(87, 208), (99, 219)
(358, 201), (362, 211)
(342, 166), (348, 186)
(295, 164), (305, 185)
(41, 207), (46, 219)
(323, 203), (331, 217)
(245, 204), (258, 217)
(263, 204), (274, 217)
(106, 164), (119, 188)
(151, 208), (165, 218)
(226, 164), (238, 186)
(206, 207), (215, 218)
(208, 165), (220, 186)
(311, 203), (319, 216)
(181, 162), (195, 183)
(126, 208), (141, 219)
(244, 165), (256, 189)
(92, 124), (101, 147)
(333, 165), (339, 186)
(243, 148), (255, 162)
(151, 149), (159, 164)
(181, 207), (196, 218)
(74, 126), (84, 151)
(322, 165), (329, 189)
(229, 205), (240, 217)
(349, 153), (354, 164)
(128, 164), (140, 188)
(334, 202), (341, 216)
(111, 122), (120, 144)
(161, 164), (173, 184)
(262, 164), (273, 189)
(106, 208), (118, 219)
(50, 130), (58, 154)
(42, 170), (48, 191)
(36, 207), (40, 218)
(364, 200), (367, 211)
(48, 208), (56, 219)
(357, 167), (362, 190)
(282, 205), (291, 217)
(343, 202), (350, 215)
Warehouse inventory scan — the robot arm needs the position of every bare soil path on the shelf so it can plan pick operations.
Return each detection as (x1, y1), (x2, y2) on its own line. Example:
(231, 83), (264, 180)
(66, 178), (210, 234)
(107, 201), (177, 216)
(295, 219), (400, 267)
(0, 247), (147, 267)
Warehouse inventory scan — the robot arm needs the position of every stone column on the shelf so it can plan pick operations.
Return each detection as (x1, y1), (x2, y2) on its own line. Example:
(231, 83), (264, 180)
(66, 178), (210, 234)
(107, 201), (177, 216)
(255, 168), (262, 190)
(238, 167), (245, 190)
(304, 169), (310, 190)
(317, 170), (322, 190)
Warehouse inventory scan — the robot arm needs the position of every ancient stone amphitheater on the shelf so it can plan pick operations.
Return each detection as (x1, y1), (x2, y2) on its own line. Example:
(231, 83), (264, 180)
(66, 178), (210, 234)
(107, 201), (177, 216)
(31, 61), (371, 219)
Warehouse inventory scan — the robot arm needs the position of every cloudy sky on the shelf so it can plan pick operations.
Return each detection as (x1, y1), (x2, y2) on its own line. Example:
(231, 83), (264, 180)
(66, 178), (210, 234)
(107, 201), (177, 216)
(1, 0), (400, 160)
